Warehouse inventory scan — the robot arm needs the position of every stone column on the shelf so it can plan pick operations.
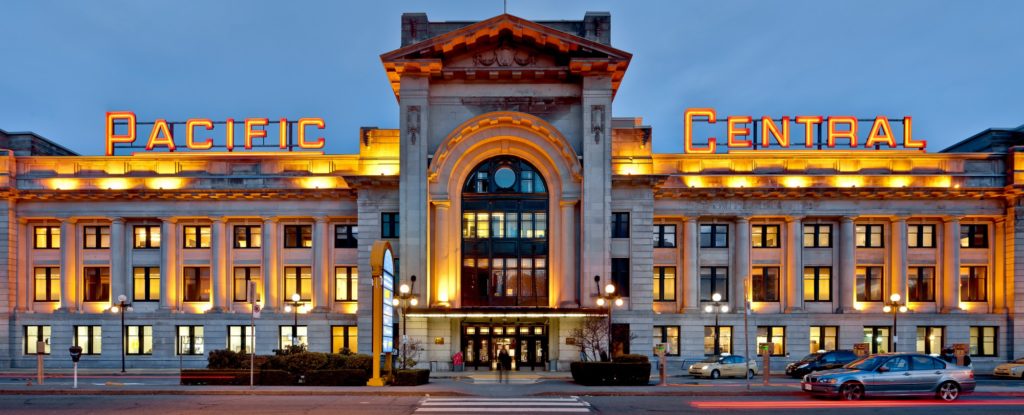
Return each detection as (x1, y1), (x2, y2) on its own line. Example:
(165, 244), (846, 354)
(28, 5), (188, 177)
(559, 200), (578, 308)
(397, 75), (430, 296)
(785, 216), (804, 312)
(263, 217), (279, 310)
(159, 218), (177, 310)
(839, 217), (856, 312)
(942, 216), (962, 312)
(993, 218), (1006, 313)
(581, 76), (613, 300)
(733, 217), (750, 311)
(683, 217), (699, 312)
(210, 218), (226, 312)
(110, 218), (127, 305)
(313, 217), (329, 311)
(58, 218), (77, 312)
(432, 200), (452, 306)
(16, 218), (28, 311)
(891, 217), (908, 302)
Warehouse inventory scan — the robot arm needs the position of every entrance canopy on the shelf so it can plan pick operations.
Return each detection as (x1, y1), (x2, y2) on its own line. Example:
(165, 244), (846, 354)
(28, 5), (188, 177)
(404, 307), (607, 318)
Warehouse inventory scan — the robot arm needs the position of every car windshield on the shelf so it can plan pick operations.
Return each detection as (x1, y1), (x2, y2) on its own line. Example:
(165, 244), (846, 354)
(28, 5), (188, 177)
(800, 353), (822, 362)
(701, 356), (723, 363)
(845, 355), (888, 371)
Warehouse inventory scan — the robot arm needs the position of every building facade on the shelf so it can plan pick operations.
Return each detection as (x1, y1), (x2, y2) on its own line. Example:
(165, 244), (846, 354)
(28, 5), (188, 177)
(2, 12), (1024, 370)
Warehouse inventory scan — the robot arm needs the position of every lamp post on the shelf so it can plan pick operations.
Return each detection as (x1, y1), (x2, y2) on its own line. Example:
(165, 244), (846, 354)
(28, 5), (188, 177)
(703, 293), (729, 356)
(283, 293), (306, 348)
(109, 294), (132, 373)
(392, 275), (418, 369)
(594, 275), (623, 360)
(882, 293), (908, 352)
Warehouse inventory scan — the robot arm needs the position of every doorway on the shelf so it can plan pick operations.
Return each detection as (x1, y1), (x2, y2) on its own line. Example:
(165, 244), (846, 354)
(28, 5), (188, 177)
(462, 322), (548, 370)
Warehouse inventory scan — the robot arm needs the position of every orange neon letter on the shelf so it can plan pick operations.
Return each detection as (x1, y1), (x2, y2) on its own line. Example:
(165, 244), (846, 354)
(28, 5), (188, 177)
(794, 116), (823, 148)
(865, 116), (897, 148)
(144, 119), (177, 151)
(297, 118), (326, 149)
(225, 118), (235, 151)
(278, 118), (289, 149)
(244, 118), (269, 149)
(727, 116), (753, 149)
(683, 108), (717, 154)
(186, 119), (214, 150)
(902, 116), (926, 150)
(827, 116), (858, 148)
(761, 116), (790, 148)
(105, 111), (137, 156)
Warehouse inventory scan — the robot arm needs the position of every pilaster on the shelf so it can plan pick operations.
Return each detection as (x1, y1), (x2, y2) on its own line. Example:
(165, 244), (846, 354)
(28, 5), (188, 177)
(109, 218), (126, 310)
(263, 217), (279, 311)
(210, 217), (226, 312)
(581, 75), (613, 295)
(313, 217), (329, 312)
(682, 217), (699, 312)
(559, 199), (578, 308)
(733, 216), (750, 312)
(942, 216), (962, 313)
(159, 217), (178, 310)
(398, 75), (430, 298)
(58, 218), (77, 312)
(839, 216), (856, 312)
(785, 216), (804, 312)
(891, 216), (908, 303)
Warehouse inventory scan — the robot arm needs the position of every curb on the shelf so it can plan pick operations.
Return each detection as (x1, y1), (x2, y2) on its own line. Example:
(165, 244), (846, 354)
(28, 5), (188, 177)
(0, 389), (470, 396)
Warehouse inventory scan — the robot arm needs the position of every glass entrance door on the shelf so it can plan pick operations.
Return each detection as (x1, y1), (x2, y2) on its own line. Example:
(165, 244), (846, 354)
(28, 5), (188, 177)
(462, 323), (547, 371)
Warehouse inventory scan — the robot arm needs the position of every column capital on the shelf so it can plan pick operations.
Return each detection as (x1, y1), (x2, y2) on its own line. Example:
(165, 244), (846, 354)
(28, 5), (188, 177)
(315, 217), (329, 224)
(889, 215), (910, 222)
(559, 199), (579, 207)
(261, 216), (278, 223)
(943, 215), (964, 223)
(785, 216), (805, 223)
(840, 216), (857, 223)
(110, 217), (125, 224)
(159, 217), (179, 224)
(684, 216), (698, 223)
(61, 217), (79, 224)
(432, 199), (452, 208)
(735, 216), (750, 223)
(18, 217), (29, 224)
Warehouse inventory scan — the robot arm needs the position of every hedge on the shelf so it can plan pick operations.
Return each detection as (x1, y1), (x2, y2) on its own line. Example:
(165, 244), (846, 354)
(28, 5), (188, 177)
(305, 369), (370, 386)
(392, 369), (431, 386)
(570, 362), (651, 386)
(180, 369), (294, 386)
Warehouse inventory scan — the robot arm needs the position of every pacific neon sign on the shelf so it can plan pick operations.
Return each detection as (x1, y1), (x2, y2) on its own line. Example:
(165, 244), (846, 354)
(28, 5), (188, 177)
(683, 108), (926, 154)
(105, 111), (326, 156)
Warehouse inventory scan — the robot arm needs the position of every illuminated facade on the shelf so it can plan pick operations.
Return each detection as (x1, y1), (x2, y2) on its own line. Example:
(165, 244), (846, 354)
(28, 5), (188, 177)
(2, 13), (1024, 370)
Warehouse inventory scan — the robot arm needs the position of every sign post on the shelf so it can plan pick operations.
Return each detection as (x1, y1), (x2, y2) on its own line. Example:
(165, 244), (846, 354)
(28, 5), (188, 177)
(249, 281), (261, 390)
(654, 343), (667, 386)
(759, 343), (773, 386)
(68, 345), (82, 389)
(36, 341), (45, 385)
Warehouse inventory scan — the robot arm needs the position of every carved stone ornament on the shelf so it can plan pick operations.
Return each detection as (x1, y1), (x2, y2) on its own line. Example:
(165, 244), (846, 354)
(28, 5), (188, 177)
(407, 106), (421, 145)
(473, 41), (536, 67)
(591, 105), (605, 144)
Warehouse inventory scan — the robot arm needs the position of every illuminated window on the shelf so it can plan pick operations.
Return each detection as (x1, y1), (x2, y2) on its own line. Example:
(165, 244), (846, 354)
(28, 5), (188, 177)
(803, 267), (831, 302)
(856, 266), (884, 302)
(756, 326), (786, 356)
(283, 225), (312, 248)
(233, 225), (262, 249)
(33, 267), (60, 302)
(699, 224), (728, 248)
(334, 225), (358, 248)
(83, 267), (110, 302)
(227, 325), (253, 353)
(653, 326), (680, 356)
(34, 226), (60, 249)
(752, 225), (779, 248)
(611, 258), (630, 297)
(703, 326), (732, 355)
(381, 213), (400, 239)
(611, 213), (630, 238)
(125, 325), (153, 355)
(908, 224), (935, 248)
(855, 224), (884, 248)
(183, 225), (211, 249)
(803, 224), (832, 248)
(182, 267), (210, 302)
(133, 267), (160, 302)
(74, 325), (102, 355)
(908, 267), (935, 302)
(752, 267), (780, 302)
(700, 267), (728, 301)
(960, 224), (988, 248)
(653, 266), (675, 302)
(653, 225), (676, 248)
(969, 326), (996, 356)
(279, 325), (308, 349)
(331, 326), (358, 354)
(133, 225), (161, 249)
(809, 326), (837, 352)
(233, 267), (261, 302)
(83, 226), (110, 249)
(960, 266), (987, 302)
(177, 326), (204, 356)
(916, 326), (944, 355)
(24, 326), (51, 355)
(864, 326), (890, 354)
(284, 266), (312, 301)
(335, 266), (358, 301)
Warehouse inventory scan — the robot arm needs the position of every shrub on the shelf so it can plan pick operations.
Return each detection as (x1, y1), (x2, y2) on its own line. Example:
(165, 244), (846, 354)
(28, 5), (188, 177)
(280, 351), (329, 374)
(343, 354), (373, 373)
(258, 370), (295, 386)
(392, 369), (431, 386)
(207, 350), (247, 369)
(613, 354), (649, 364)
(305, 369), (370, 386)
(570, 362), (651, 386)
(181, 369), (249, 385)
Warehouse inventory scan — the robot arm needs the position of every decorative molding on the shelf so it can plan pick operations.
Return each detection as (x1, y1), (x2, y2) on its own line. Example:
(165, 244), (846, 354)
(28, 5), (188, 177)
(472, 41), (536, 67)
(591, 105), (605, 144)
(407, 106), (421, 145)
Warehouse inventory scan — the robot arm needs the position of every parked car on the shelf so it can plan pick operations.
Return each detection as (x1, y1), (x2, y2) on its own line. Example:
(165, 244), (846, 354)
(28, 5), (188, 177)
(786, 350), (859, 378)
(688, 354), (758, 379)
(993, 358), (1024, 379)
(800, 353), (975, 401)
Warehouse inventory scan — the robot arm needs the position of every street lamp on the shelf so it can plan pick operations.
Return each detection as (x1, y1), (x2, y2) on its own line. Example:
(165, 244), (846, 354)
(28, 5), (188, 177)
(392, 275), (418, 369)
(882, 293), (908, 352)
(703, 293), (729, 356)
(109, 294), (132, 373)
(594, 275), (624, 360)
(283, 293), (306, 348)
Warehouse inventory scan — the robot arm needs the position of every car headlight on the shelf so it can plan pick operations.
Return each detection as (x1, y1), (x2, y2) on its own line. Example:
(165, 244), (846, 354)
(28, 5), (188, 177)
(700, 365), (709, 370)
(797, 363), (809, 369)
(822, 378), (838, 384)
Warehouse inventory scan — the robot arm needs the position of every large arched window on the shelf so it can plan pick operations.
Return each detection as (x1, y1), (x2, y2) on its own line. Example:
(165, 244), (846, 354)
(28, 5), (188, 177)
(461, 156), (548, 307)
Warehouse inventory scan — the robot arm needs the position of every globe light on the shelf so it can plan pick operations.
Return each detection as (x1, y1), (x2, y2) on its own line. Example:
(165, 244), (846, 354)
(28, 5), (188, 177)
(898, 305), (908, 313)
(118, 294), (128, 303)
(291, 293), (301, 302)
(704, 305), (713, 313)
(410, 297), (419, 307)
(400, 284), (410, 295)
(614, 298), (624, 307)
(720, 305), (729, 313)
(596, 297), (606, 306)
(110, 305), (119, 313)
(284, 305), (293, 313)
(711, 293), (722, 302)
(890, 293), (901, 303)
(604, 284), (616, 295)
(392, 298), (400, 306)
(126, 306), (133, 313)
(883, 305), (892, 313)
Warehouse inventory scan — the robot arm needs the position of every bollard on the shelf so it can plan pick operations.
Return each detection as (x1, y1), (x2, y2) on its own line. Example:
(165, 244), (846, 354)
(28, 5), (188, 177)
(37, 341), (45, 385)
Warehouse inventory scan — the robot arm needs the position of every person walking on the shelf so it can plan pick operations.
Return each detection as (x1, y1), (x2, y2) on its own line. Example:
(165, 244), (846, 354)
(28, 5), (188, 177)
(498, 346), (512, 384)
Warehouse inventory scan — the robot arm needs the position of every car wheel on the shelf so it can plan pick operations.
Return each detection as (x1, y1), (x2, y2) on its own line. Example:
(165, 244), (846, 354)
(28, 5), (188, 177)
(748, 369), (755, 379)
(937, 381), (960, 401)
(838, 382), (864, 401)
(710, 370), (720, 380)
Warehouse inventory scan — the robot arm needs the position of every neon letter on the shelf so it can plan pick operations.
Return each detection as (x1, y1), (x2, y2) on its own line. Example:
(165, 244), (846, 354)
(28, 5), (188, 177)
(902, 117), (926, 150)
(244, 118), (269, 150)
(683, 108), (717, 154)
(727, 116), (753, 149)
(144, 119), (176, 152)
(225, 118), (235, 151)
(827, 116), (858, 148)
(297, 118), (326, 149)
(105, 111), (136, 156)
(795, 116), (823, 148)
(761, 116), (790, 148)
(865, 116), (897, 148)
(278, 118), (289, 149)
(186, 119), (214, 150)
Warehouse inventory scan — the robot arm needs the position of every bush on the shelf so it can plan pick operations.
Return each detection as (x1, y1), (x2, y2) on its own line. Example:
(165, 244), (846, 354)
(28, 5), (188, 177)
(280, 351), (329, 374)
(570, 362), (651, 386)
(343, 354), (373, 372)
(392, 369), (431, 386)
(613, 354), (650, 364)
(305, 369), (370, 386)
(207, 350), (248, 369)
(258, 370), (295, 386)
(181, 369), (250, 385)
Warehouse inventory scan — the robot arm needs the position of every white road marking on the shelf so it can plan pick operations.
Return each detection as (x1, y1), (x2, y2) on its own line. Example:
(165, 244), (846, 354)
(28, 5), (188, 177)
(415, 397), (591, 413)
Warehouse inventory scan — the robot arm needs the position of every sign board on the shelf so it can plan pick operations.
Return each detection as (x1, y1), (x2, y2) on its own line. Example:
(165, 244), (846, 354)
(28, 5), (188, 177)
(853, 343), (870, 357)
(653, 343), (667, 357)
(953, 343), (969, 366)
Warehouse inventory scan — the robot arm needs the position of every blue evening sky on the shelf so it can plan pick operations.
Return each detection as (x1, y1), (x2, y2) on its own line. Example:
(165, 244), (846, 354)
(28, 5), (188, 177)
(1, 0), (1021, 155)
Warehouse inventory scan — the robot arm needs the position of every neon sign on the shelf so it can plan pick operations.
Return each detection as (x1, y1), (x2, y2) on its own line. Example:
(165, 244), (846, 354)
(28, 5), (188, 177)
(105, 111), (326, 156)
(683, 108), (926, 154)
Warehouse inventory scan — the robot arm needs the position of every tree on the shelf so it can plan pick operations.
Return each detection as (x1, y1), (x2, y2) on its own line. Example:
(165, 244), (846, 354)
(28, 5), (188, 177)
(569, 317), (609, 362)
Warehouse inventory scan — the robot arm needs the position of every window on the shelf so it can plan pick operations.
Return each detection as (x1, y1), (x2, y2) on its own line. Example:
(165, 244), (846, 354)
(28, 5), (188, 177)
(611, 212), (630, 238)
(653, 224), (676, 248)
(34, 267), (60, 302)
(126, 325), (153, 355)
(83, 226), (110, 249)
(960, 224), (988, 248)
(611, 258), (630, 297)
(284, 266), (312, 301)
(75, 325), (102, 355)
(704, 326), (732, 355)
(803, 224), (832, 248)
(381, 212), (399, 239)
(856, 266), (884, 302)
(653, 266), (676, 302)
(133, 267), (160, 302)
(970, 326), (997, 356)
(233, 267), (261, 302)
(653, 326), (680, 356)
(331, 326), (358, 354)
(33, 225), (60, 249)
(809, 326), (838, 352)
(25, 326), (51, 355)
(751, 267), (780, 302)
(757, 326), (786, 356)
(334, 224), (358, 248)
(227, 325), (253, 353)
(908, 267), (935, 302)
(233, 225), (262, 249)
(908, 224), (935, 248)
(182, 267), (211, 302)
(280, 325), (309, 349)
(752, 225), (780, 248)
(699, 224), (728, 248)
(133, 225), (161, 249)
(283, 225), (312, 248)
(177, 326), (205, 355)
(917, 326), (944, 355)
(960, 266), (987, 302)
(700, 267), (728, 301)
(803, 267), (831, 302)
(335, 266), (358, 301)
(83, 267), (110, 302)
(183, 225), (211, 249)
(864, 326), (891, 354)
(855, 224), (884, 248)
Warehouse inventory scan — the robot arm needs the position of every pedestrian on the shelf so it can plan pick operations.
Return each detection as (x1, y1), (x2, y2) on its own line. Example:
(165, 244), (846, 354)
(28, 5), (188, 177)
(498, 346), (512, 384)
(939, 347), (954, 364)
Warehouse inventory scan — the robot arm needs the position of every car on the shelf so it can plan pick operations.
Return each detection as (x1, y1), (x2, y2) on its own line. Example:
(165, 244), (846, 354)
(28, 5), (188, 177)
(688, 354), (758, 379)
(800, 353), (976, 401)
(786, 350), (859, 378)
(993, 358), (1024, 379)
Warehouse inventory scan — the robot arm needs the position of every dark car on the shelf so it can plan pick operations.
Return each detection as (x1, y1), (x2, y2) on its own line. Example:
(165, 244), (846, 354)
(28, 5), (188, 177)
(801, 353), (976, 401)
(786, 350), (858, 378)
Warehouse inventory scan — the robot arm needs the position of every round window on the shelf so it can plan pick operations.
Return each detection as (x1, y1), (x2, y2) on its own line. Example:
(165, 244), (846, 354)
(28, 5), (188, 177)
(494, 167), (516, 189)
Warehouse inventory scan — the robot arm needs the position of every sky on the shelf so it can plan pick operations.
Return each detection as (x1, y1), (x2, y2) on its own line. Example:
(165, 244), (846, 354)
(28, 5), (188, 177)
(1, 0), (1022, 155)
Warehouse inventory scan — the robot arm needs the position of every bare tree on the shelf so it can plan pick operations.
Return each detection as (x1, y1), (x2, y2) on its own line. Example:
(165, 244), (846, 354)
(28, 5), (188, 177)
(569, 317), (609, 362)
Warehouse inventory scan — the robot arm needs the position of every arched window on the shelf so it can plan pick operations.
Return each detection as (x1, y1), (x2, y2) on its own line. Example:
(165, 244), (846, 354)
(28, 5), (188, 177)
(461, 156), (548, 307)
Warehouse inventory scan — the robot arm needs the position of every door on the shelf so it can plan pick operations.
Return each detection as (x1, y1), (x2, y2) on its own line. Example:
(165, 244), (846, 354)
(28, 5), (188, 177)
(909, 355), (944, 392)
(493, 337), (515, 370)
(872, 356), (912, 393)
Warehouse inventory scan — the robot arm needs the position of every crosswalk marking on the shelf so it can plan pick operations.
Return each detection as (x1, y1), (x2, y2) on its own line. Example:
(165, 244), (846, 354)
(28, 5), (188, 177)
(415, 397), (591, 413)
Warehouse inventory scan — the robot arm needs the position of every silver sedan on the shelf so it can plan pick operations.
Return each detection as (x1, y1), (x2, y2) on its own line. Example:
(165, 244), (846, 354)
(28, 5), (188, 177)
(800, 353), (976, 401)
